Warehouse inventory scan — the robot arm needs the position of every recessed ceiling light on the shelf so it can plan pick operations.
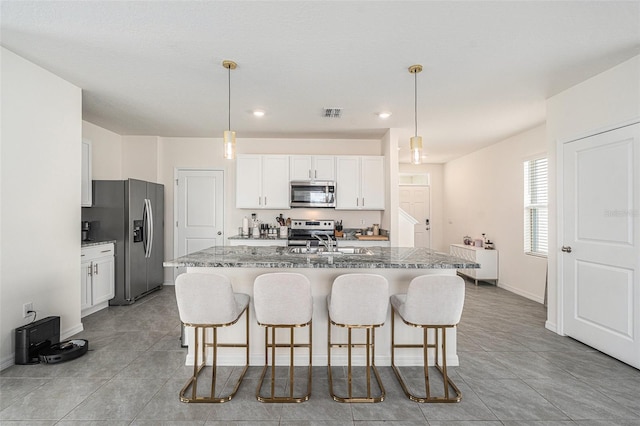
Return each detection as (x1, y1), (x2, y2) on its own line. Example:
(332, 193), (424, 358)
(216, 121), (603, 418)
(378, 112), (392, 119)
(253, 110), (265, 117)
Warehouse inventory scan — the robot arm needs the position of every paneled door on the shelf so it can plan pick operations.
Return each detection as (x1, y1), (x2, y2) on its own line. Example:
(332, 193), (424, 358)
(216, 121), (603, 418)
(399, 185), (431, 248)
(174, 169), (224, 282)
(562, 123), (640, 368)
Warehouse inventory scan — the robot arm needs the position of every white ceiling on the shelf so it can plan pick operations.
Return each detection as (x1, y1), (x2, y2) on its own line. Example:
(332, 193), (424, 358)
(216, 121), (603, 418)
(2, 1), (639, 163)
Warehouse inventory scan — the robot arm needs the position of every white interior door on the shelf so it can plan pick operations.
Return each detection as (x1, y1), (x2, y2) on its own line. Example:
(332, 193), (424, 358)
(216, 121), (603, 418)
(174, 169), (224, 280)
(399, 185), (431, 248)
(562, 123), (640, 368)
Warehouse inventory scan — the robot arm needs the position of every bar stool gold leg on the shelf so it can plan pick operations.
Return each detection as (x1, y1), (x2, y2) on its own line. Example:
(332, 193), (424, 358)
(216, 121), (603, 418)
(328, 322), (385, 403)
(256, 323), (312, 403)
(327, 273), (388, 403)
(179, 308), (250, 403)
(175, 273), (250, 404)
(391, 307), (462, 403)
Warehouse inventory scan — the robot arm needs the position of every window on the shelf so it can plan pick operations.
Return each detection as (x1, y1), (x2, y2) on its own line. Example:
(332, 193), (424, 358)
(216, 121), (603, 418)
(524, 157), (548, 256)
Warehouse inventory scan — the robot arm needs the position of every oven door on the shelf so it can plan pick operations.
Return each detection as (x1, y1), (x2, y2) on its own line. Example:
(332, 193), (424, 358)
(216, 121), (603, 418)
(290, 181), (336, 208)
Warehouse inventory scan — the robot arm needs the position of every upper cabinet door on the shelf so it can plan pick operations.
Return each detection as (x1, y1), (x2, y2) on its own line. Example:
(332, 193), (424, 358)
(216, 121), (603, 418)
(335, 156), (360, 210)
(236, 155), (290, 209)
(290, 155), (313, 180)
(313, 156), (335, 180)
(360, 156), (385, 209)
(81, 139), (92, 207)
(261, 155), (290, 208)
(236, 155), (263, 208)
(336, 156), (384, 210)
(289, 155), (335, 181)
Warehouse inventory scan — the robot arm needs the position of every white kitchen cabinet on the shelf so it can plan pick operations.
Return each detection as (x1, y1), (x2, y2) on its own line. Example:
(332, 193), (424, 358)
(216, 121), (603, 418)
(80, 257), (91, 311)
(236, 155), (290, 209)
(81, 138), (92, 207)
(290, 155), (335, 181)
(335, 156), (385, 210)
(81, 243), (115, 317)
(449, 244), (498, 285)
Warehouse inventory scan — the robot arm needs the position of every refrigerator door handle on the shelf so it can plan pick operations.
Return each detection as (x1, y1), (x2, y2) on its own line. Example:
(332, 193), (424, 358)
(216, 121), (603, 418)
(142, 199), (148, 255)
(143, 199), (151, 258)
(147, 198), (154, 258)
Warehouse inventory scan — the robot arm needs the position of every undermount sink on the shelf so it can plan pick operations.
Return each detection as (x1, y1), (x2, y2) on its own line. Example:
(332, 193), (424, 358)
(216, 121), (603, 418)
(287, 247), (373, 255)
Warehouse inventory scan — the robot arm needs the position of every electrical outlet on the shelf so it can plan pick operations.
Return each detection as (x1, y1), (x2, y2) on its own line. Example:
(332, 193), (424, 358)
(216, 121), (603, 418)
(360, 219), (365, 225)
(23, 302), (33, 318)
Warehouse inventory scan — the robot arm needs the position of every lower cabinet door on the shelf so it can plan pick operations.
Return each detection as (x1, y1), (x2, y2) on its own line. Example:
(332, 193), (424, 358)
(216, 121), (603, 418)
(81, 260), (92, 311)
(92, 256), (115, 305)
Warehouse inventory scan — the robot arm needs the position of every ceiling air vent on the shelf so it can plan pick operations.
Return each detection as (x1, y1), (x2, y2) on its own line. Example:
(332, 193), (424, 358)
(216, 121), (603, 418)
(323, 107), (342, 118)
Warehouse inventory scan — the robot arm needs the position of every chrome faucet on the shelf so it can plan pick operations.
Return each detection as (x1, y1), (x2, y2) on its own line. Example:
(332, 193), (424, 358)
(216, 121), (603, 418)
(314, 234), (335, 252)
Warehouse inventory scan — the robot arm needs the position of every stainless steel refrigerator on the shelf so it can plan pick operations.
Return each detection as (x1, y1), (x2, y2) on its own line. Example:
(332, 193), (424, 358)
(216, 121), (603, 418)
(82, 179), (164, 305)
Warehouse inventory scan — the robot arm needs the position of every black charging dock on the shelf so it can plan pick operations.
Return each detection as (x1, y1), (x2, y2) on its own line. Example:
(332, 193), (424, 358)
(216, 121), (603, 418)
(15, 316), (88, 364)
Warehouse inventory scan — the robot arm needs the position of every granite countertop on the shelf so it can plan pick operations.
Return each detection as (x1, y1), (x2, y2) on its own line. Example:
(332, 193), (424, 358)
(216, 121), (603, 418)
(81, 240), (116, 248)
(228, 235), (288, 240)
(163, 246), (480, 269)
(228, 234), (387, 242)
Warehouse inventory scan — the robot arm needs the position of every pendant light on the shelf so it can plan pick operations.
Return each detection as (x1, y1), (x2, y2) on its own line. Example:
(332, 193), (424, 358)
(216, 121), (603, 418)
(409, 64), (423, 165)
(222, 60), (237, 160)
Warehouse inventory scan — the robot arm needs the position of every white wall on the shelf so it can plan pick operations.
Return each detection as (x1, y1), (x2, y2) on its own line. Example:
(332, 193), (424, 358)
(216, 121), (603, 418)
(122, 135), (159, 182)
(1, 48), (82, 368)
(382, 129), (400, 246)
(546, 55), (640, 333)
(443, 124), (548, 302)
(82, 121), (122, 180)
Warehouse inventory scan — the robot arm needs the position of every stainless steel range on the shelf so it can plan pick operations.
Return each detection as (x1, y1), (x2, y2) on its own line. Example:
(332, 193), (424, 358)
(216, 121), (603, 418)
(288, 219), (335, 247)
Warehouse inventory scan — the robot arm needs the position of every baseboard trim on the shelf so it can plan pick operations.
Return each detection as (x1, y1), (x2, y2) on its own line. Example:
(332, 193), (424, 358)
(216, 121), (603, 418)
(81, 302), (108, 318)
(545, 321), (558, 334)
(0, 353), (14, 371)
(498, 282), (544, 304)
(62, 322), (84, 340)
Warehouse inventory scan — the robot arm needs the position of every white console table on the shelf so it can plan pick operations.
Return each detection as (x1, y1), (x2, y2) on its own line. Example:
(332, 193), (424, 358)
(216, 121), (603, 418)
(450, 244), (498, 285)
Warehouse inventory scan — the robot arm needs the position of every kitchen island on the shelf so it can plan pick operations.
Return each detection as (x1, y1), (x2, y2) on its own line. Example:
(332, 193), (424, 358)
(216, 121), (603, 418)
(164, 245), (478, 367)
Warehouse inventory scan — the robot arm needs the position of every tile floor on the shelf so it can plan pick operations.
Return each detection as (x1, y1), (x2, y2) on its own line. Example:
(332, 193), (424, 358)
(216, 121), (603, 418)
(2, 279), (640, 425)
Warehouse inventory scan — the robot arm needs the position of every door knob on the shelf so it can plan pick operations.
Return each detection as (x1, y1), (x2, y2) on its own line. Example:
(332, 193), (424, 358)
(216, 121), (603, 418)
(217, 231), (222, 235)
(561, 246), (572, 253)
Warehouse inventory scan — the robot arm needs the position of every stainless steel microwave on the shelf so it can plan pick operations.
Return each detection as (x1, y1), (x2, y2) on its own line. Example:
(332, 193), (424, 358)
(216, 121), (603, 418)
(290, 181), (336, 208)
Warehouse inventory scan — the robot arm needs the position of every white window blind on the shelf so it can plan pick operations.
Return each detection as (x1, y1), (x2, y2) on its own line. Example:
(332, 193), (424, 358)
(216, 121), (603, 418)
(524, 157), (548, 256)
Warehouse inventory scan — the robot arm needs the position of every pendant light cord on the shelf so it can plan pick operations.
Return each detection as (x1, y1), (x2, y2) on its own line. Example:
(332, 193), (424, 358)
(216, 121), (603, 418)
(228, 65), (231, 130)
(414, 71), (418, 137)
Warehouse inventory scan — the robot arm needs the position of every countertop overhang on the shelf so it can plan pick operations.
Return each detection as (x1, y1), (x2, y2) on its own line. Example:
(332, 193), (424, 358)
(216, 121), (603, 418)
(164, 246), (480, 269)
(81, 240), (116, 248)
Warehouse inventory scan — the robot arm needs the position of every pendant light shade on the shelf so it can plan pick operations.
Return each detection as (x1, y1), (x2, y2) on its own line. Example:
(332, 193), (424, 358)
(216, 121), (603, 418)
(410, 136), (423, 164)
(222, 60), (237, 160)
(223, 130), (236, 159)
(409, 64), (423, 165)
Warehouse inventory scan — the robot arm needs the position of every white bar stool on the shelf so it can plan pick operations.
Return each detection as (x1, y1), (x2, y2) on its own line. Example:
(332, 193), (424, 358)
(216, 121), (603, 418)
(253, 272), (313, 403)
(390, 274), (465, 403)
(174, 273), (250, 403)
(327, 273), (389, 403)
